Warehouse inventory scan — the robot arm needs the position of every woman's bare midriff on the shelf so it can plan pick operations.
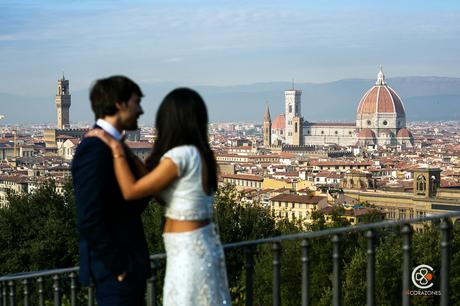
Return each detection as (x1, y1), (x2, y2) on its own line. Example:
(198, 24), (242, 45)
(163, 217), (210, 233)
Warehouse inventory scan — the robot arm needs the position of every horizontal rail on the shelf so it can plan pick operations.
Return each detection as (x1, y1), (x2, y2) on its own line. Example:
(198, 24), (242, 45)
(0, 267), (79, 282)
(223, 210), (460, 249)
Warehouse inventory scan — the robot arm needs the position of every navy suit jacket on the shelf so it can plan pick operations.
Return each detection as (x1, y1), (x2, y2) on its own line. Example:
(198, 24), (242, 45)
(72, 130), (151, 286)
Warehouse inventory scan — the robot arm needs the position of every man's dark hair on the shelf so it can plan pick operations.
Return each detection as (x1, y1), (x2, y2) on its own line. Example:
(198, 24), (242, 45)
(89, 75), (143, 119)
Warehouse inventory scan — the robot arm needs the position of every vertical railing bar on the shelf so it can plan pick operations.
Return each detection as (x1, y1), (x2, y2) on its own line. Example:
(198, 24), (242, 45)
(69, 272), (77, 306)
(8, 281), (15, 306)
(2, 282), (6, 306)
(332, 235), (341, 306)
(88, 280), (94, 306)
(440, 218), (452, 306)
(272, 242), (281, 306)
(22, 279), (30, 306)
(147, 259), (157, 306)
(0, 282), (3, 306)
(245, 246), (254, 306)
(2, 282), (5, 306)
(301, 239), (310, 306)
(366, 230), (375, 306)
(37, 277), (44, 306)
(401, 224), (412, 306)
(87, 282), (95, 306)
(53, 274), (61, 306)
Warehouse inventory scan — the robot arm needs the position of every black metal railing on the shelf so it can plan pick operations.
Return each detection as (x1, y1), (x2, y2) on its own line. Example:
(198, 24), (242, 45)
(1, 211), (459, 306)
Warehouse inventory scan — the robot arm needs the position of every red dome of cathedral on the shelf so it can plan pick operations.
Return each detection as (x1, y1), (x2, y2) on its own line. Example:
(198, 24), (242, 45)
(272, 114), (286, 129)
(397, 128), (412, 138)
(356, 68), (405, 116)
(358, 128), (376, 138)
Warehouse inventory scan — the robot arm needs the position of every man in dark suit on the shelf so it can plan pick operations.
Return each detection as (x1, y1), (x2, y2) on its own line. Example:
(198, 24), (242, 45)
(72, 76), (151, 305)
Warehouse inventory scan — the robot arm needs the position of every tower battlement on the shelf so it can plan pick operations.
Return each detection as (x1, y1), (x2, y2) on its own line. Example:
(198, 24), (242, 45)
(55, 74), (71, 129)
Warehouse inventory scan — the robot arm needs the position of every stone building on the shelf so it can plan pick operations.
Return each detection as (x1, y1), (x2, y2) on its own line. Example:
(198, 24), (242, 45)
(263, 67), (415, 148)
(44, 75), (141, 149)
(344, 168), (460, 221)
(55, 74), (71, 129)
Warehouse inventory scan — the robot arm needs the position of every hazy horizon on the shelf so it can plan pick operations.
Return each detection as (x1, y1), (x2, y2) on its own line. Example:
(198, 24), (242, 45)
(1, 75), (460, 125)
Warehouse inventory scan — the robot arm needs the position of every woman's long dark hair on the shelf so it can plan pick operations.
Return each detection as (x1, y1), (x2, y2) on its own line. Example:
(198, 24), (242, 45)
(146, 88), (218, 194)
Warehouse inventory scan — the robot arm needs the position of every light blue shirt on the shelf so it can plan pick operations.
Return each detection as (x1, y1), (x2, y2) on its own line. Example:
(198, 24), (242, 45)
(96, 119), (122, 141)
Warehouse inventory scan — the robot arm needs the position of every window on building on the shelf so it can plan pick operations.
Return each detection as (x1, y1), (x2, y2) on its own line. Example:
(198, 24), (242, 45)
(430, 175), (438, 194)
(416, 175), (427, 192)
(399, 209), (406, 219)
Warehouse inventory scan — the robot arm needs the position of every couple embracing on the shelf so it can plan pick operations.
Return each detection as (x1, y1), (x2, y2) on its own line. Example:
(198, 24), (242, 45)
(72, 76), (231, 306)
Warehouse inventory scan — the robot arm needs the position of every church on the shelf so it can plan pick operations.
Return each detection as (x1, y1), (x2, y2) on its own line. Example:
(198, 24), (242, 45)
(263, 67), (414, 149)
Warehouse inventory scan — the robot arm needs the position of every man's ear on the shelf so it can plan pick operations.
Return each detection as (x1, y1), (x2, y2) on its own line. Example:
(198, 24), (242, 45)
(115, 101), (125, 110)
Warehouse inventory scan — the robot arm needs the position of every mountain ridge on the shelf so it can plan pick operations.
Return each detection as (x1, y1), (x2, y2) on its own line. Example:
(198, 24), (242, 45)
(1, 76), (459, 124)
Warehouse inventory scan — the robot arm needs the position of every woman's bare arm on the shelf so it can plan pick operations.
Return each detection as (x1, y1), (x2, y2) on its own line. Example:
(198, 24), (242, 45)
(87, 130), (178, 200)
(115, 155), (178, 200)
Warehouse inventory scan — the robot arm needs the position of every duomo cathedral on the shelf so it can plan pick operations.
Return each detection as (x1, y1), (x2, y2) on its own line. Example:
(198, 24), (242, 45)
(263, 67), (414, 149)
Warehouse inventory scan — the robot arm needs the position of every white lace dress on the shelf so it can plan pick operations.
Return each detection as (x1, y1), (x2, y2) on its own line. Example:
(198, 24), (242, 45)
(159, 145), (231, 306)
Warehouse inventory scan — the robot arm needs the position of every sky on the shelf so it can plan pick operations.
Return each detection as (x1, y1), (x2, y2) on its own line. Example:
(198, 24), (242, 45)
(1, 0), (460, 96)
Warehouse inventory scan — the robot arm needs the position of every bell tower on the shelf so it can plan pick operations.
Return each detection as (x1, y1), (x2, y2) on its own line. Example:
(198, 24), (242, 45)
(263, 103), (272, 147)
(55, 74), (71, 129)
(413, 168), (441, 198)
(284, 84), (302, 145)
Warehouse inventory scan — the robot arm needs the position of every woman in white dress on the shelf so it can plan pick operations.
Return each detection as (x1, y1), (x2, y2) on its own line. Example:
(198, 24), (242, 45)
(89, 88), (231, 305)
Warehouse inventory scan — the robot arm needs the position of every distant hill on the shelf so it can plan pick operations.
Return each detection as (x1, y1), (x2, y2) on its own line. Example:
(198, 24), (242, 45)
(1, 76), (460, 124)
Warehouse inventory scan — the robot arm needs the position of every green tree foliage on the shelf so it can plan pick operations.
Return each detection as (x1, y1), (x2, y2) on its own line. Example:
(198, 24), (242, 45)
(142, 200), (166, 255)
(213, 184), (279, 302)
(343, 247), (367, 305)
(250, 219), (304, 306)
(450, 226), (460, 303)
(0, 179), (78, 274)
(215, 184), (279, 244)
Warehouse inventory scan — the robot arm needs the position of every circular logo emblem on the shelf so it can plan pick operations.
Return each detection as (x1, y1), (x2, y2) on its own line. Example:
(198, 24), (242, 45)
(411, 264), (434, 289)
